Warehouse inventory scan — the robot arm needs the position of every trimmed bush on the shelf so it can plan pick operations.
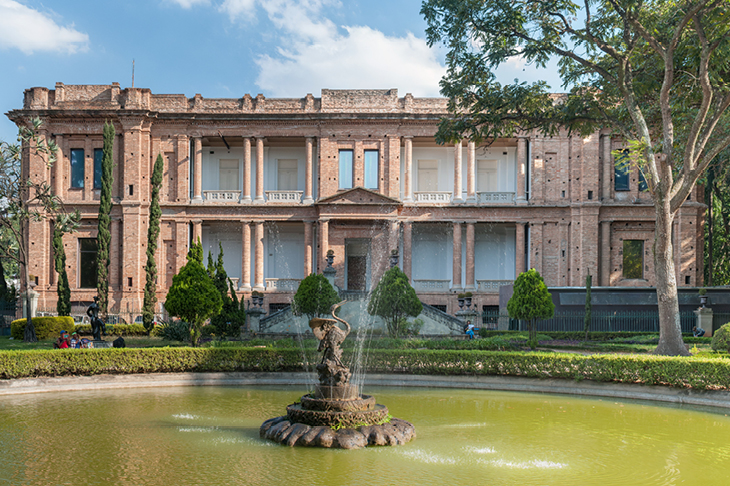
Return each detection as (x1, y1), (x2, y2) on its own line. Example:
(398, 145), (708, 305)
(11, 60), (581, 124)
(74, 323), (147, 337)
(711, 323), (730, 352)
(11, 317), (75, 340)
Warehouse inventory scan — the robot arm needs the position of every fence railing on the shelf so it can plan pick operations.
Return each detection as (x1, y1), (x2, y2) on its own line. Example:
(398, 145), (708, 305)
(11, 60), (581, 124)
(481, 310), (697, 333)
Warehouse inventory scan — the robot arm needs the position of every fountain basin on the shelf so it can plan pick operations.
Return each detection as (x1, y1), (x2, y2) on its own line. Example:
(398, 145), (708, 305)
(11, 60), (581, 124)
(285, 402), (389, 427)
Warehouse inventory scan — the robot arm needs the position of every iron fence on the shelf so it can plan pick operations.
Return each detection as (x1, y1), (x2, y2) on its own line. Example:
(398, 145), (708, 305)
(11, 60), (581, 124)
(481, 310), (697, 333)
(0, 302), (19, 336)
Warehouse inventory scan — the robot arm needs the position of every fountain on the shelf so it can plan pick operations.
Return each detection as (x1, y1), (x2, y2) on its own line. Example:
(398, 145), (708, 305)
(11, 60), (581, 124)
(260, 301), (416, 449)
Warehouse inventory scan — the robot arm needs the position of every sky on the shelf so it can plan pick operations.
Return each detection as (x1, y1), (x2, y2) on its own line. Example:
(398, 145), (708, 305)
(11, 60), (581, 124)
(0, 0), (562, 143)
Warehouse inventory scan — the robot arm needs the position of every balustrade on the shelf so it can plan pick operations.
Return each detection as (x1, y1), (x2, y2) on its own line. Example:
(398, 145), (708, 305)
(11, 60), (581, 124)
(265, 191), (303, 203)
(203, 190), (241, 202)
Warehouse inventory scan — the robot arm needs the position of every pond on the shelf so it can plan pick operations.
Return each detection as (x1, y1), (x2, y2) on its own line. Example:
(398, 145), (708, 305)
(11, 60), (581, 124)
(1, 385), (728, 485)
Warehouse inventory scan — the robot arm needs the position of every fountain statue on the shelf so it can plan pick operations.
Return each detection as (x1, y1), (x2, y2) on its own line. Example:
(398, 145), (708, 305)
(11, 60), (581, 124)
(260, 301), (416, 449)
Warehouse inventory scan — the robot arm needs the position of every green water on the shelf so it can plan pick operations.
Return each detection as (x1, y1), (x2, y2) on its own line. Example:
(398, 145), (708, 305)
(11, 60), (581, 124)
(0, 385), (729, 485)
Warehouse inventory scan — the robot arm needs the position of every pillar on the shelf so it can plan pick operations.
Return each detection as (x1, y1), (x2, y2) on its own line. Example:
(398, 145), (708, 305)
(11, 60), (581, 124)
(255, 137), (265, 203)
(192, 137), (203, 202)
(54, 134), (64, 199)
(602, 134), (613, 201)
(466, 141), (476, 203)
(192, 219), (202, 244)
(601, 221), (611, 286)
(304, 137), (314, 204)
(403, 136), (413, 202)
(453, 141), (463, 203)
(240, 221), (251, 291)
(254, 221), (265, 291)
(403, 221), (413, 280)
(516, 138), (527, 203)
(465, 222), (476, 290)
(242, 137), (252, 204)
(516, 222), (526, 276)
(452, 221), (463, 291)
(304, 220), (314, 276)
(319, 219), (329, 273)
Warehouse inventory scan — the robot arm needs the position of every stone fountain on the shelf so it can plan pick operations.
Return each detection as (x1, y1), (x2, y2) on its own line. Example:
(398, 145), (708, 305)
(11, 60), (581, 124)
(260, 301), (416, 449)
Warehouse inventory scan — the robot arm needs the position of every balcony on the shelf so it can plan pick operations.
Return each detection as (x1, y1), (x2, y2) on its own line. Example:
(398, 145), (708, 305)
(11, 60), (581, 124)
(203, 190), (240, 202)
(477, 192), (515, 204)
(477, 280), (512, 292)
(265, 191), (303, 203)
(414, 192), (452, 204)
(413, 279), (451, 292)
(265, 278), (302, 291)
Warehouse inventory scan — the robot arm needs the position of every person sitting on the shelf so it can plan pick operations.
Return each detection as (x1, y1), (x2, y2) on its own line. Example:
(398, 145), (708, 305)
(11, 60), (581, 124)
(692, 326), (706, 337)
(54, 330), (70, 349)
(70, 332), (80, 348)
(465, 321), (476, 340)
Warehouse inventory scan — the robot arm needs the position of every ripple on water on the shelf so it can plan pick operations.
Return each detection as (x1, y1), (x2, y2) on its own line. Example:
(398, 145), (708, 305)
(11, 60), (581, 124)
(172, 413), (200, 420)
(399, 449), (459, 465)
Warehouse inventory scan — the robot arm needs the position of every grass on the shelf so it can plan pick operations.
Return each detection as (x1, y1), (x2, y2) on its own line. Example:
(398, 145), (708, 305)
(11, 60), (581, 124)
(0, 335), (185, 351)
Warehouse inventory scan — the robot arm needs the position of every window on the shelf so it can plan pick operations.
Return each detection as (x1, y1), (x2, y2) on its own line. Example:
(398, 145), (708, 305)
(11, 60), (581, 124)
(364, 150), (378, 189)
(339, 150), (353, 189)
(219, 159), (240, 191)
(614, 150), (630, 191)
(78, 238), (98, 288)
(623, 240), (644, 279)
(638, 170), (648, 192)
(277, 159), (298, 190)
(477, 160), (498, 192)
(70, 149), (84, 188)
(93, 149), (103, 189)
(418, 160), (438, 191)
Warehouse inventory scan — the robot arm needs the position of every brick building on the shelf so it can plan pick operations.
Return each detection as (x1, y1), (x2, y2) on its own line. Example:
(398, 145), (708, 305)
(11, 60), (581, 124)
(7, 83), (705, 317)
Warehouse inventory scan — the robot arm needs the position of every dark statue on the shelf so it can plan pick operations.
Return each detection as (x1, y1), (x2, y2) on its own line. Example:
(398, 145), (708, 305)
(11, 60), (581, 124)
(86, 296), (106, 341)
(309, 301), (351, 387)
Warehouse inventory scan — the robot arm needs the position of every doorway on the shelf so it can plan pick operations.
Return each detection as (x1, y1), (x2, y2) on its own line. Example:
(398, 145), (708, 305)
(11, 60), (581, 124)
(346, 239), (371, 291)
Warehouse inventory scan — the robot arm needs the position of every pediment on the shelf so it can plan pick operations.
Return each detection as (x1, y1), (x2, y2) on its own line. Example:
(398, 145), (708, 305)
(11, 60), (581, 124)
(317, 187), (402, 206)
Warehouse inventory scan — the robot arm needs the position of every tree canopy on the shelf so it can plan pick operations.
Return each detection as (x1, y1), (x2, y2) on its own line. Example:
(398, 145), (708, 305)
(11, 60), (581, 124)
(422, 0), (730, 355)
(367, 266), (423, 337)
(507, 269), (555, 349)
(292, 273), (340, 322)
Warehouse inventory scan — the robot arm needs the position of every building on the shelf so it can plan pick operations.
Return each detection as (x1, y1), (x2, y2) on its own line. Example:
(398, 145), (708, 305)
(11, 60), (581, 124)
(7, 83), (705, 319)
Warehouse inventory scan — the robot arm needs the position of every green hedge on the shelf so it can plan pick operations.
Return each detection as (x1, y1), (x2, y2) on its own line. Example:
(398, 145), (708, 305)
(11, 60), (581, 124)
(11, 317), (75, 340)
(74, 323), (148, 337)
(1, 347), (730, 390)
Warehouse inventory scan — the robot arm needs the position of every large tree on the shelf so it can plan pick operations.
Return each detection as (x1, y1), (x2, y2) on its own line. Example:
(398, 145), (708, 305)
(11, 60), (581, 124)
(367, 266), (423, 337)
(142, 153), (163, 334)
(96, 121), (114, 316)
(292, 273), (341, 322)
(422, 0), (730, 355)
(0, 119), (79, 342)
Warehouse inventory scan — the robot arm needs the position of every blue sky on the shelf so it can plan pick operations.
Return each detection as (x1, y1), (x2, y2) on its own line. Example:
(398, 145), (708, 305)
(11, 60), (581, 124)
(0, 0), (562, 143)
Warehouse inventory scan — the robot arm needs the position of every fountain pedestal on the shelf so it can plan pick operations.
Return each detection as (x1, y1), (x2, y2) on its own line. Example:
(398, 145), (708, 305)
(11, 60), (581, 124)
(260, 301), (416, 449)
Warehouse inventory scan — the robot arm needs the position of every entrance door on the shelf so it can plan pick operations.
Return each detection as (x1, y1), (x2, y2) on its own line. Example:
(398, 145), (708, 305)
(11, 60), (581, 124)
(346, 240), (370, 291)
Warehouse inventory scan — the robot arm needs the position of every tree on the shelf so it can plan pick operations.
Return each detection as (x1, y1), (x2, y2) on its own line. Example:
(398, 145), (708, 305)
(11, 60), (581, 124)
(0, 118), (79, 342)
(507, 269), (555, 349)
(164, 240), (222, 346)
(142, 153), (163, 334)
(367, 266), (423, 337)
(422, 0), (730, 355)
(52, 218), (71, 316)
(292, 273), (340, 322)
(96, 121), (114, 317)
(208, 244), (246, 338)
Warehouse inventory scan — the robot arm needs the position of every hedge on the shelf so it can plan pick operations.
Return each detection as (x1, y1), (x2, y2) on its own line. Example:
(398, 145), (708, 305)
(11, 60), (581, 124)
(1, 347), (730, 390)
(74, 323), (148, 337)
(11, 317), (75, 340)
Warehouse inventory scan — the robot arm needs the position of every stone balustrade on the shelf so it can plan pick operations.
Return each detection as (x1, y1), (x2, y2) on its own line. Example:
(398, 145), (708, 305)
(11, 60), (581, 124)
(413, 279), (451, 292)
(413, 192), (452, 203)
(203, 190), (241, 202)
(265, 191), (303, 203)
(265, 278), (302, 291)
(477, 280), (513, 292)
(477, 192), (515, 204)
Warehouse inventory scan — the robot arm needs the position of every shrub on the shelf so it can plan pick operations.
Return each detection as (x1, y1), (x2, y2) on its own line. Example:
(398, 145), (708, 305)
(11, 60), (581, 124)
(11, 316), (75, 340)
(711, 323), (730, 352)
(368, 266), (423, 337)
(507, 269), (555, 349)
(74, 323), (147, 337)
(157, 320), (191, 343)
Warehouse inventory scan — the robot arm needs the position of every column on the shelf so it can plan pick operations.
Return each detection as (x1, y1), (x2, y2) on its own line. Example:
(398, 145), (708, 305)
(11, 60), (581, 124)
(466, 141), (476, 203)
(601, 134), (613, 201)
(192, 137), (203, 202)
(515, 222), (526, 276)
(403, 136), (413, 202)
(516, 138), (527, 203)
(403, 221), (413, 280)
(54, 134), (64, 198)
(304, 220), (314, 276)
(601, 221), (611, 286)
(304, 137), (314, 204)
(241, 137), (252, 204)
(452, 221), (463, 291)
(254, 221), (265, 291)
(465, 222), (476, 291)
(240, 221), (251, 291)
(255, 137), (265, 203)
(319, 219), (329, 272)
(453, 141), (463, 203)
(192, 219), (202, 244)
(175, 135), (190, 203)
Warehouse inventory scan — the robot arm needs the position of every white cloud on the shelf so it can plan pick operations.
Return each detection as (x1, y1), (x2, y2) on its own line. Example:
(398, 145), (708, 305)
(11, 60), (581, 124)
(247, 0), (444, 96)
(219, 0), (256, 19)
(167, 0), (210, 7)
(0, 0), (89, 54)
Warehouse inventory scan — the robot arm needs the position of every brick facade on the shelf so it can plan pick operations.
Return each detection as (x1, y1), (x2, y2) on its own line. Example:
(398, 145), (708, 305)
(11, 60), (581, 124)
(7, 83), (705, 316)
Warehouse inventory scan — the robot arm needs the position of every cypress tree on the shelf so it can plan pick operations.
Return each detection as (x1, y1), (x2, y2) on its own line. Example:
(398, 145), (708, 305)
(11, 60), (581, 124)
(52, 222), (71, 316)
(96, 121), (114, 316)
(143, 153), (164, 334)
